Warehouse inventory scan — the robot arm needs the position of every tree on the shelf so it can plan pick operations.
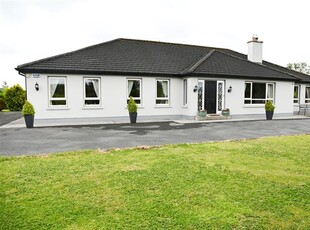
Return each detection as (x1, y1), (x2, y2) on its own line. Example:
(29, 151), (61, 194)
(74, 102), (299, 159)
(3, 84), (26, 111)
(0, 82), (8, 111)
(287, 62), (310, 75)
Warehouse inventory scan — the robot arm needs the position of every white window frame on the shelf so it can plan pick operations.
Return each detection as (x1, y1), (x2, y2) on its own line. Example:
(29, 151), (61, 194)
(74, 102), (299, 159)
(84, 77), (101, 106)
(48, 77), (67, 107)
(127, 78), (142, 105)
(183, 79), (188, 106)
(293, 85), (300, 104)
(306, 86), (310, 104)
(244, 82), (275, 104)
(156, 79), (170, 105)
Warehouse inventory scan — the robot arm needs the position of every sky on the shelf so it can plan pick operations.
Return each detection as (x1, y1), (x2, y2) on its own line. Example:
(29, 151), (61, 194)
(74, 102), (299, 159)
(1, 0), (310, 87)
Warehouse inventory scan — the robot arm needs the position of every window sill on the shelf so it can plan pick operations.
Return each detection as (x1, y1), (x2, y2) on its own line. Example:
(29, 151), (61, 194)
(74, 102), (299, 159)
(124, 106), (144, 109)
(47, 107), (70, 111)
(154, 105), (172, 108)
(82, 106), (104, 110)
(243, 105), (265, 108)
(182, 105), (188, 108)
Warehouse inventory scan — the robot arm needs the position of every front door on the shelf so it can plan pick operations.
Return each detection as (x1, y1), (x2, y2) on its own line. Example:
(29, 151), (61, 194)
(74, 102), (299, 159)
(204, 81), (217, 113)
(197, 80), (225, 114)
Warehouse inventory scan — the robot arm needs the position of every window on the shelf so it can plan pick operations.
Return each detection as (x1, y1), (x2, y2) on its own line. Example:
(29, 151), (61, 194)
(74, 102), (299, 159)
(127, 79), (141, 104)
(156, 79), (169, 105)
(49, 77), (67, 106)
(84, 78), (100, 105)
(306, 86), (310, 104)
(183, 79), (187, 106)
(244, 82), (274, 104)
(294, 85), (300, 104)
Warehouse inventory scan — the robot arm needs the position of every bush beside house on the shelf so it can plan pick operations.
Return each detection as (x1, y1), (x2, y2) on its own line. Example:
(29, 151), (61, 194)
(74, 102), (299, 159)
(0, 88), (6, 111)
(3, 84), (26, 111)
(0, 98), (5, 111)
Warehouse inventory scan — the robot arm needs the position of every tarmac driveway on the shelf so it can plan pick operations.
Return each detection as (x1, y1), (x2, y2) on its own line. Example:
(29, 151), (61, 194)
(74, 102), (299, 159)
(0, 112), (22, 126)
(1, 119), (310, 156)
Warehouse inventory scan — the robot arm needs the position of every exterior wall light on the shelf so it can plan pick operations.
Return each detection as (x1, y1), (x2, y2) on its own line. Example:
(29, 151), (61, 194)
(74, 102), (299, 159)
(193, 85), (198, 92)
(228, 86), (232, 93)
(35, 82), (39, 91)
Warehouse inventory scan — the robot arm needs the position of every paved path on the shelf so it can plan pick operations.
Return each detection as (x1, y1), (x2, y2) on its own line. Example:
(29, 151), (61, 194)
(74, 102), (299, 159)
(0, 112), (22, 126)
(1, 119), (310, 156)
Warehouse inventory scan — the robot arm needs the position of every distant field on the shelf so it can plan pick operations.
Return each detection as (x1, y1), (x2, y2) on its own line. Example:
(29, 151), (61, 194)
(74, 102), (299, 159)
(1, 135), (309, 229)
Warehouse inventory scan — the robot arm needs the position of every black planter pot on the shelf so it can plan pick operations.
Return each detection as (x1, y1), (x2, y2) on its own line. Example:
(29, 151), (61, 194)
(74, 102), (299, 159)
(266, 111), (274, 120)
(129, 112), (137, 123)
(24, 115), (34, 128)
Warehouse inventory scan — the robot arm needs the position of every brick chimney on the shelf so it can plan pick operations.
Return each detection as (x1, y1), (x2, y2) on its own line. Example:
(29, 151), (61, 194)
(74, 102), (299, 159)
(247, 35), (263, 64)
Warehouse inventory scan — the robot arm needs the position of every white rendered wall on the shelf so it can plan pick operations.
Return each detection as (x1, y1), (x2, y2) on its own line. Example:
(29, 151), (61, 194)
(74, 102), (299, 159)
(26, 74), (190, 119)
(225, 79), (294, 115)
(181, 77), (198, 117)
(26, 74), (295, 119)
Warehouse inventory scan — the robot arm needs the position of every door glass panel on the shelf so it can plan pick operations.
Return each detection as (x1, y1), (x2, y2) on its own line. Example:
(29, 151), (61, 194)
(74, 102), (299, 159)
(197, 81), (204, 111)
(217, 82), (223, 111)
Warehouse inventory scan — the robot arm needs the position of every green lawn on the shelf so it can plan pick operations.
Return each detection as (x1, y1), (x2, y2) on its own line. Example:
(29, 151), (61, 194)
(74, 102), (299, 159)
(1, 135), (310, 229)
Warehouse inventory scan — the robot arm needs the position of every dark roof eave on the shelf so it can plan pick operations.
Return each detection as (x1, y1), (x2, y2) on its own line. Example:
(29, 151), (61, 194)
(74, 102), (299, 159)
(189, 73), (299, 82)
(15, 68), (182, 78)
(15, 68), (310, 83)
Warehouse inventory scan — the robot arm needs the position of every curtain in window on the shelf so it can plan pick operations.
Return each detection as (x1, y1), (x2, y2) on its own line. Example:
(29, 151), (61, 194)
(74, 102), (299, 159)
(267, 84), (273, 99)
(128, 80), (134, 97)
(306, 87), (310, 99)
(91, 79), (99, 97)
(50, 78), (64, 98)
(161, 81), (168, 97)
(94, 80), (99, 97)
(85, 79), (99, 97)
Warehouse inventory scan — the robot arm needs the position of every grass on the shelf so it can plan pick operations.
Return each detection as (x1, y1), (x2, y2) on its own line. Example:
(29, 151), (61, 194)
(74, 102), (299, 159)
(1, 135), (310, 229)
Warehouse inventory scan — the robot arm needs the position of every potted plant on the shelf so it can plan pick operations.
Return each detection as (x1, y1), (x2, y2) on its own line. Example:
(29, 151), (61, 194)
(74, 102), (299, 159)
(127, 97), (138, 123)
(265, 100), (275, 120)
(221, 108), (230, 117)
(22, 101), (35, 128)
(197, 109), (207, 117)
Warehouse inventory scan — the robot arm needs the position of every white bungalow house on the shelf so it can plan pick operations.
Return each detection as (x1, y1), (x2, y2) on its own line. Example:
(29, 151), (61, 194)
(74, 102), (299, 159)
(15, 36), (310, 120)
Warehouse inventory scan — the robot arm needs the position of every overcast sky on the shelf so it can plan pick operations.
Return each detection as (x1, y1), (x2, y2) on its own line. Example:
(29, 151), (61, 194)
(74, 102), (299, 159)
(1, 0), (309, 87)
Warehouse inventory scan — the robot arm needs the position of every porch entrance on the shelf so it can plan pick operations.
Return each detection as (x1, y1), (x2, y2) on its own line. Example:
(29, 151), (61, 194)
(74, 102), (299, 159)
(197, 80), (224, 114)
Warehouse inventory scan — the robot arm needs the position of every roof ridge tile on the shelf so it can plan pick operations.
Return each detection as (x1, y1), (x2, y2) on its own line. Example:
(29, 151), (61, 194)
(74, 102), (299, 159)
(181, 49), (215, 75)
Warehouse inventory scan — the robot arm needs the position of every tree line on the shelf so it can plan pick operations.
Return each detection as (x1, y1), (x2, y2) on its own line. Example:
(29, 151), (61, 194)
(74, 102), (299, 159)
(287, 62), (310, 75)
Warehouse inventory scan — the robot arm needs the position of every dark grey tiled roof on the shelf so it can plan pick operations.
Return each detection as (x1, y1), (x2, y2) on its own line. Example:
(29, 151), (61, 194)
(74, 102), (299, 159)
(192, 50), (298, 80)
(16, 38), (310, 83)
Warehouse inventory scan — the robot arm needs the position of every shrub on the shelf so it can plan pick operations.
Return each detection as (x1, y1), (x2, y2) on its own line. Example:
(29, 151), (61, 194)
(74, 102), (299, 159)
(4, 84), (26, 111)
(22, 101), (35, 116)
(0, 98), (5, 111)
(127, 97), (138, 113)
(265, 100), (275, 112)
